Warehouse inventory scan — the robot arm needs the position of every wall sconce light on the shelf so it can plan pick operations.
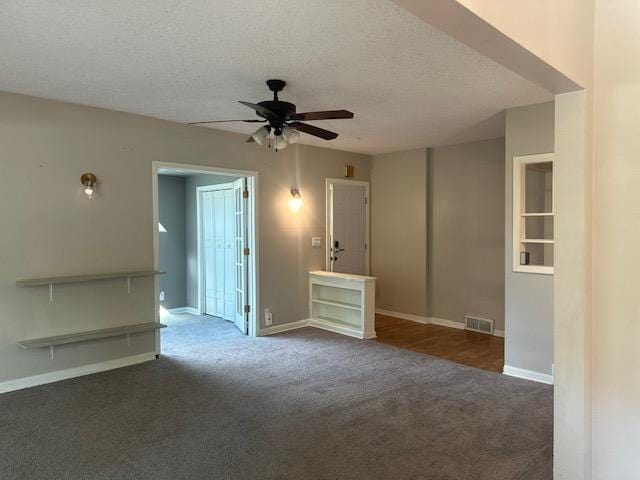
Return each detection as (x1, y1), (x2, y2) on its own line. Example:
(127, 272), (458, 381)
(81, 173), (97, 198)
(288, 188), (303, 213)
(345, 164), (354, 178)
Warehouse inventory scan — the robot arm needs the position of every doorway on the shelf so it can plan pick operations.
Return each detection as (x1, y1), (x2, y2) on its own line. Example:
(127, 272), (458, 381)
(152, 162), (259, 356)
(325, 178), (370, 275)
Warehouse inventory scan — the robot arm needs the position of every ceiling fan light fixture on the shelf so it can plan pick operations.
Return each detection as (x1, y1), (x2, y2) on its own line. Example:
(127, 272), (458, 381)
(251, 126), (270, 145)
(282, 126), (300, 144)
(273, 134), (288, 151)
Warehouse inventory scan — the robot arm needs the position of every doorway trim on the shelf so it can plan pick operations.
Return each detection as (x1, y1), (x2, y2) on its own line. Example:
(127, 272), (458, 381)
(152, 161), (260, 352)
(325, 178), (370, 274)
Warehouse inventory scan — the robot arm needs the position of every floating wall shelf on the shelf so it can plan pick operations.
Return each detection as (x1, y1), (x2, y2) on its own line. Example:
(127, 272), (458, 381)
(16, 270), (165, 301)
(18, 322), (167, 359)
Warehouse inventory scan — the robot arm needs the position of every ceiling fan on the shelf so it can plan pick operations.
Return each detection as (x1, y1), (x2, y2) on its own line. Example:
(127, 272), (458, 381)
(188, 79), (354, 151)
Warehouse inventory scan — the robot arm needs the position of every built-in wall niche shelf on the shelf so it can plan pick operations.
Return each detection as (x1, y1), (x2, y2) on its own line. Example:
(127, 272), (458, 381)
(309, 271), (376, 339)
(16, 270), (165, 301)
(513, 153), (554, 275)
(18, 322), (166, 360)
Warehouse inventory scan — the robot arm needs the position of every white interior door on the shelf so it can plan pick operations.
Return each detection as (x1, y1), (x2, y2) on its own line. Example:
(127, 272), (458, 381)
(202, 191), (216, 316)
(201, 185), (236, 322)
(223, 189), (235, 320)
(233, 178), (248, 334)
(329, 181), (368, 275)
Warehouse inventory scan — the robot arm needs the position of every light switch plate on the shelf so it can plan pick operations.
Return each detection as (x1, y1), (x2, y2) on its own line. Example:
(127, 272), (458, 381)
(159, 291), (166, 301)
(311, 237), (322, 248)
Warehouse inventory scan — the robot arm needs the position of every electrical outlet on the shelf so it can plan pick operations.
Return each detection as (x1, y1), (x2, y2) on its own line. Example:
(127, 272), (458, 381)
(264, 308), (273, 326)
(159, 291), (165, 301)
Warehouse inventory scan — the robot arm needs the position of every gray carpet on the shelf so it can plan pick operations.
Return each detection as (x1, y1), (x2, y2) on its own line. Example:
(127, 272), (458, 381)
(0, 314), (552, 480)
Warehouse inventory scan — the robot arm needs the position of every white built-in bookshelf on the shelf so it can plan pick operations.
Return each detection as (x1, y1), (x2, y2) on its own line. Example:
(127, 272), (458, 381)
(309, 271), (376, 339)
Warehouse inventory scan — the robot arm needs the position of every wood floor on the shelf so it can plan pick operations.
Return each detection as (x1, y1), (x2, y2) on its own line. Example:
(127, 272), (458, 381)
(375, 314), (504, 373)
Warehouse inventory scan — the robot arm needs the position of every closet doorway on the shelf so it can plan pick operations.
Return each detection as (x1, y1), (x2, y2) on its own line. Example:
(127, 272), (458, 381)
(152, 162), (259, 357)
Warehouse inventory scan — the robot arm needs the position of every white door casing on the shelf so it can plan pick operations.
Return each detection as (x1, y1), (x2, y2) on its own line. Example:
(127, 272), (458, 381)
(326, 178), (369, 275)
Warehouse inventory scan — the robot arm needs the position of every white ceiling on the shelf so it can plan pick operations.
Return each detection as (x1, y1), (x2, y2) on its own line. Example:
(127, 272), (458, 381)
(0, 0), (552, 155)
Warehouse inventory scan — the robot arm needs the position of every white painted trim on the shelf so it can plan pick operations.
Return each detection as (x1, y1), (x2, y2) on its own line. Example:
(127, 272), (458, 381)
(503, 365), (554, 385)
(259, 319), (310, 336)
(166, 307), (199, 315)
(152, 161), (260, 345)
(325, 178), (370, 275)
(376, 309), (506, 338)
(0, 352), (157, 394)
(429, 316), (465, 330)
(512, 153), (554, 275)
(308, 318), (376, 339)
(375, 308), (429, 324)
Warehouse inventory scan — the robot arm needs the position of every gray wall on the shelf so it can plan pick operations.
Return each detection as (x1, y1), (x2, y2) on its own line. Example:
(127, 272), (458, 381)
(504, 101), (555, 375)
(0, 91), (370, 384)
(428, 138), (505, 330)
(184, 173), (234, 309)
(158, 175), (186, 309)
(370, 149), (428, 317)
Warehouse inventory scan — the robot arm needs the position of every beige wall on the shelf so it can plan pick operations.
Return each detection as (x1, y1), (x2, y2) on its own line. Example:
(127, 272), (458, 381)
(370, 149), (427, 317)
(592, 1), (640, 478)
(0, 91), (370, 384)
(428, 138), (505, 330)
(455, 0), (595, 89)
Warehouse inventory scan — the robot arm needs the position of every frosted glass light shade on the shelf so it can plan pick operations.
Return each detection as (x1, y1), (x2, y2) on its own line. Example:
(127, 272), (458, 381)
(273, 134), (288, 150)
(282, 126), (300, 144)
(251, 126), (270, 145)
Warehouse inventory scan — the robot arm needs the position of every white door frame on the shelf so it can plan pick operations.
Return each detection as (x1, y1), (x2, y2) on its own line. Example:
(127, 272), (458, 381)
(196, 182), (235, 319)
(325, 178), (370, 275)
(152, 161), (260, 353)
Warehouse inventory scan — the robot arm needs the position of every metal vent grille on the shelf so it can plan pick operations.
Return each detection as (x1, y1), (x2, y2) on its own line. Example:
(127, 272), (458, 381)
(464, 315), (494, 335)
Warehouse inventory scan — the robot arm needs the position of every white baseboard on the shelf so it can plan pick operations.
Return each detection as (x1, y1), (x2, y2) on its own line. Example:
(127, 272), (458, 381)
(0, 352), (157, 394)
(308, 318), (376, 339)
(377, 309), (506, 338)
(167, 307), (200, 315)
(259, 319), (310, 336)
(260, 318), (376, 340)
(503, 365), (554, 385)
(375, 308), (429, 324)
(428, 316), (465, 330)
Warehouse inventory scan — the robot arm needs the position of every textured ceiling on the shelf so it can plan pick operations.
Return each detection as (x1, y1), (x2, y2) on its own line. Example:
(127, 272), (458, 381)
(0, 0), (552, 154)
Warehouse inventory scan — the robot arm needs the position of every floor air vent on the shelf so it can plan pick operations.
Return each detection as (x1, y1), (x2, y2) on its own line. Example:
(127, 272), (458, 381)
(464, 315), (494, 335)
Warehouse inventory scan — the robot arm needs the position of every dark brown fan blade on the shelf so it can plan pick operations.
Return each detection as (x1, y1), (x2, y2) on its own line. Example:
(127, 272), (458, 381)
(188, 119), (266, 125)
(238, 101), (279, 121)
(287, 110), (354, 121)
(288, 121), (338, 140)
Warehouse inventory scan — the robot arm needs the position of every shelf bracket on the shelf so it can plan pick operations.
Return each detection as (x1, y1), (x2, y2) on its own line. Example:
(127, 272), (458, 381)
(49, 283), (54, 302)
(126, 334), (131, 347)
(126, 276), (131, 294)
(49, 345), (54, 360)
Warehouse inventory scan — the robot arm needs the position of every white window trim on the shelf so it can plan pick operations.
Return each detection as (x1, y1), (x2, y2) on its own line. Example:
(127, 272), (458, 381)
(512, 153), (554, 275)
